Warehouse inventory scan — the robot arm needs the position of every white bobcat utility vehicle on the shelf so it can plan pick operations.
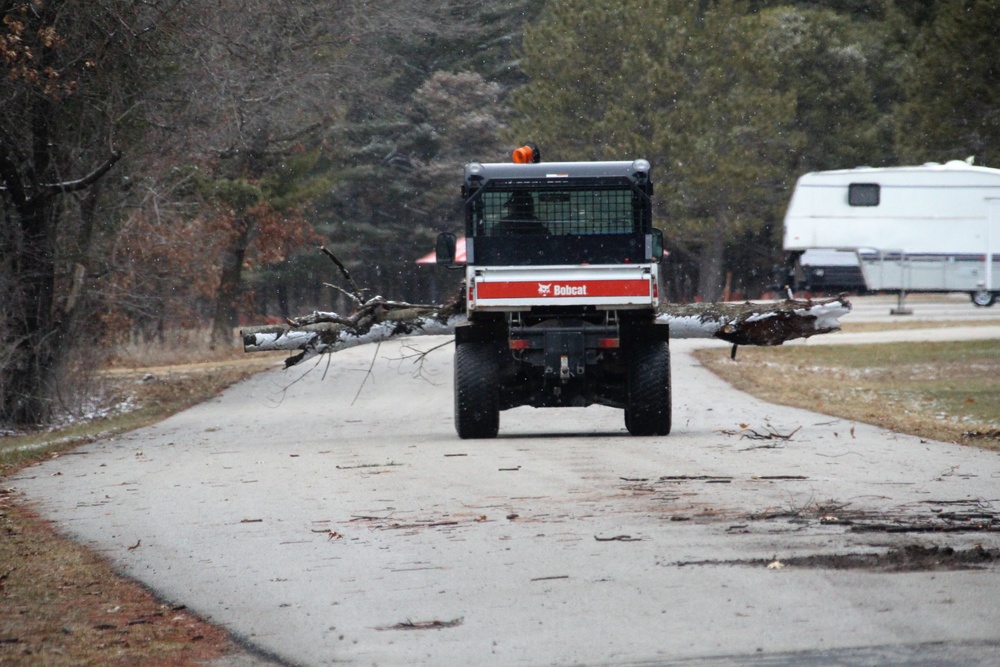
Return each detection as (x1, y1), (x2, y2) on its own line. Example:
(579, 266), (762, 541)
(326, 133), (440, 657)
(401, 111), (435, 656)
(436, 145), (670, 439)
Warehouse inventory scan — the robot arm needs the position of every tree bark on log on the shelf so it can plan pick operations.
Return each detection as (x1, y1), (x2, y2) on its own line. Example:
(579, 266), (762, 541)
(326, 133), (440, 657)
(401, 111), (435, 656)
(242, 245), (850, 367)
(242, 291), (851, 368)
(243, 297), (466, 368)
(658, 298), (849, 346)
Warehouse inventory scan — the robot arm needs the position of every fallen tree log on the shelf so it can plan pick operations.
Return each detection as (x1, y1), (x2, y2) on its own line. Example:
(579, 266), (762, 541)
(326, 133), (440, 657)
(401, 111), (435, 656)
(243, 246), (850, 367)
(243, 287), (851, 368)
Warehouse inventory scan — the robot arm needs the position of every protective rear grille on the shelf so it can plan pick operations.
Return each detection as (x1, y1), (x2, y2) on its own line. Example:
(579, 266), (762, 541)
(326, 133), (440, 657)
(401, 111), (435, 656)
(474, 188), (643, 237)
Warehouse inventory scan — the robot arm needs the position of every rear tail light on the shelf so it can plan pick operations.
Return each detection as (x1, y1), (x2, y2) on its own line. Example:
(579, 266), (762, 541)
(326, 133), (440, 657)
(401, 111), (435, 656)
(597, 338), (620, 349)
(509, 338), (532, 350)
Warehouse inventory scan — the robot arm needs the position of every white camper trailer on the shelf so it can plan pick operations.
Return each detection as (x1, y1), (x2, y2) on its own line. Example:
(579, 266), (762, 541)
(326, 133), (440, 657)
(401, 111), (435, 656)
(794, 249), (868, 293)
(783, 160), (1000, 306)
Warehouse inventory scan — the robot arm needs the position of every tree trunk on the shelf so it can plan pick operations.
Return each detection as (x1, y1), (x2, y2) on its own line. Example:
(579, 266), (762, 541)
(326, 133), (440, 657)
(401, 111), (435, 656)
(1, 75), (63, 424)
(2, 198), (65, 424)
(211, 216), (252, 349)
(697, 210), (727, 302)
(1, 134), (123, 426)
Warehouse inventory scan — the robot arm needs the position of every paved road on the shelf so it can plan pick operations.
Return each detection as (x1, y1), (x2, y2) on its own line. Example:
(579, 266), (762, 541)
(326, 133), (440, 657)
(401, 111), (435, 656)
(841, 291), (1000, 323)
(11, 298), (1000, 666)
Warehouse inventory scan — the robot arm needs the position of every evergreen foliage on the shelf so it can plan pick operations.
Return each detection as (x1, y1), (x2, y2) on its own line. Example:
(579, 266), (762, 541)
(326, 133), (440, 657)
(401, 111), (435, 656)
(268, 1), (543, 312)
(510, 0), (929, 299)
(896, 0), (1000, 166)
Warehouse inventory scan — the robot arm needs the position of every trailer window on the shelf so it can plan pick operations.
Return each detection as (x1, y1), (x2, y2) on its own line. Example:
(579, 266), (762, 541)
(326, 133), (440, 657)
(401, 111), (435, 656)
(848, 183), (880, 207)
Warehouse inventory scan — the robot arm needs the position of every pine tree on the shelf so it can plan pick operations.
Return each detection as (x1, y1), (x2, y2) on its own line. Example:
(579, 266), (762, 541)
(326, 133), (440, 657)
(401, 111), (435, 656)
(511, 0), (798, 300)
(896, 0), (1000, 167)
(655, 1), (799, 301)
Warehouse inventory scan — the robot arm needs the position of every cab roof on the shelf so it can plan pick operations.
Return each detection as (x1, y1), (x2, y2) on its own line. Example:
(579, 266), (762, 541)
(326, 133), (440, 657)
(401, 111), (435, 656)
(464, 160), (651, 187)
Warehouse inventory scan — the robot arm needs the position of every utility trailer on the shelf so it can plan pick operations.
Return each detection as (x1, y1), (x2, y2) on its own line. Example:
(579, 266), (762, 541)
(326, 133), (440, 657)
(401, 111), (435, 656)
(783, 160), (1000, 307)
(436, 147), (670, 438)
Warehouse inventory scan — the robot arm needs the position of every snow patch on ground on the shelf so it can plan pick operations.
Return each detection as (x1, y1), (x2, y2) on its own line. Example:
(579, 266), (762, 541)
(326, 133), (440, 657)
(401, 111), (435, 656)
(51, 396), (139, 431)
(2, 396), (138, 441)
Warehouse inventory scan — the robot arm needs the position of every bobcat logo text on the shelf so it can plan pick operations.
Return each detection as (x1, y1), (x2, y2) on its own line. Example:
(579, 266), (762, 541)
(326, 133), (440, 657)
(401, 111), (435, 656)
(537, 283), (588, 297)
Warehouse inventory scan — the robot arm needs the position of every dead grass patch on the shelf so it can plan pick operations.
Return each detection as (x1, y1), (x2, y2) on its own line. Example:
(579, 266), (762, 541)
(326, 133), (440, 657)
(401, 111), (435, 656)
(0, 499), (246, 666)
(1, 356), (284, 472)
(695, 339), (1000, 451)
(839, 319), (1000, 333)
(1, 335), (285, 665)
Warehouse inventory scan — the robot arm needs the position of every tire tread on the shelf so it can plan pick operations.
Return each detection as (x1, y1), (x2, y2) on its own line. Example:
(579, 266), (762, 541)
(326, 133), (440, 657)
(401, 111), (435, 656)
(626, 341), (672, 436)
(454, 342), (500, 439)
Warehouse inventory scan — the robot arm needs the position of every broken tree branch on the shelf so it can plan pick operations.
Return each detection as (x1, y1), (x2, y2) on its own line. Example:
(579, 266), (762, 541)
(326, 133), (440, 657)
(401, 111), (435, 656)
(244, 291), (465, 367)
(319, 245), (365, 304)
(658, 298), (850, 346)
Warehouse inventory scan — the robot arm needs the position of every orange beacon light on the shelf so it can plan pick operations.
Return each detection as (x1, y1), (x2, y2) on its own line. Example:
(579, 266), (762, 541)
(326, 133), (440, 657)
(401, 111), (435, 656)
(511, 143), (540, 164)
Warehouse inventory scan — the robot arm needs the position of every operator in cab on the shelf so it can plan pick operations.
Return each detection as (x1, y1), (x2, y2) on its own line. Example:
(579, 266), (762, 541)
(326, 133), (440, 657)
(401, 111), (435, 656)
(494, 191), (548, 236)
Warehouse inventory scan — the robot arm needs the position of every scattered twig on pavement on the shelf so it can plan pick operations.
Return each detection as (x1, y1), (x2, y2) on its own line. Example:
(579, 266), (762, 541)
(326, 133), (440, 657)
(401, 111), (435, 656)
(376, 617), (464, 631)
(594, 535), (642, 542)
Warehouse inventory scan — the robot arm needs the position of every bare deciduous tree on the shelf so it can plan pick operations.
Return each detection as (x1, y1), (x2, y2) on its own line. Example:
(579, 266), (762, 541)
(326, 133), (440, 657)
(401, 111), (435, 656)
(0, 0), (182, 424)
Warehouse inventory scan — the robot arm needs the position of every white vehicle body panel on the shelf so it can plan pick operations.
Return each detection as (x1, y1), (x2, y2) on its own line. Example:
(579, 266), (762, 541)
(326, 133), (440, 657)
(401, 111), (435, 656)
(800, 249), (862, 267)
(466, 264), (658, 312)
(783, 161), (1000, 291)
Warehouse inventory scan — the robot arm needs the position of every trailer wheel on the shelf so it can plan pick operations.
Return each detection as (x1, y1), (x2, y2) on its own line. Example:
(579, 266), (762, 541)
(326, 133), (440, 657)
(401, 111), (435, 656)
(454, 342), (500, 439)
(970, 290), (997, 308)
(625, 341), (671, 436)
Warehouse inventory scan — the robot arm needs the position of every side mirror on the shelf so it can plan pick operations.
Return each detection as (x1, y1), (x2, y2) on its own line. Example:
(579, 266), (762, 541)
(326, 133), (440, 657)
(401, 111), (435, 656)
(436, 232), (457, 265)
(650, 229), (664, 262)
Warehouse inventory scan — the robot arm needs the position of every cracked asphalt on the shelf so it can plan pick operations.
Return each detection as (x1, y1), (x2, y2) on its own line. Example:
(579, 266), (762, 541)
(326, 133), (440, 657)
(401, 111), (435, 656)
(11, 295), (1000, 666)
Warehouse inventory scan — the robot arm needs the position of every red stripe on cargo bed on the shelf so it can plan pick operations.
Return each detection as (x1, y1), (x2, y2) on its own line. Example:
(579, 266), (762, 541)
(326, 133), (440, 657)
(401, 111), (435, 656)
(476, 280), (650, 299)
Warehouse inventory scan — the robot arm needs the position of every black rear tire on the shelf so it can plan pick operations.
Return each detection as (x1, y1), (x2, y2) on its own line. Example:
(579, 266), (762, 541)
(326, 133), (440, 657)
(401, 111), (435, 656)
(454, 342), (500, 439)
(625, 341), (671, 436)
(970, 290), (997, 307)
